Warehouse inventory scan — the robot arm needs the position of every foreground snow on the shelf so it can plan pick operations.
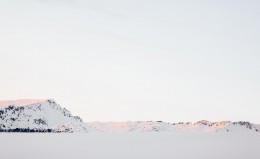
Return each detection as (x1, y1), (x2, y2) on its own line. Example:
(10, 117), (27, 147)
(0, 132), (259, 159)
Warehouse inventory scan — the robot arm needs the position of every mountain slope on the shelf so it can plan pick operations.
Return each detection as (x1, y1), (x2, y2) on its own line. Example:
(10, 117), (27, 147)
(0, 99), (87, 132)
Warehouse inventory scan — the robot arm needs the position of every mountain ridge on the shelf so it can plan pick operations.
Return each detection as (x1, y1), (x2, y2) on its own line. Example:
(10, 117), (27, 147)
(86, 120), (260, 133)
(0, 99), (259, 133)
(0, 99), (51, 108)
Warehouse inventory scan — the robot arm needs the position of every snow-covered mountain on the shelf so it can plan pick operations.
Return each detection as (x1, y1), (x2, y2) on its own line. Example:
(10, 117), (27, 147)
(0, 99), (87, 132)
(86, 120), (260, 133)
(0, 99), (259, 133)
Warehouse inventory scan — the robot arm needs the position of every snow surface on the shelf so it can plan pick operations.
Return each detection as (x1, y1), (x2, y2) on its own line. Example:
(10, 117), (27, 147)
(0, 133), (260, 159)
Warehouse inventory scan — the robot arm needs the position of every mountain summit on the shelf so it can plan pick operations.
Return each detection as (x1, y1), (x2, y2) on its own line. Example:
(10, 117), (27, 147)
(0, 99), (50, 108)
(0, 99), (87, 132)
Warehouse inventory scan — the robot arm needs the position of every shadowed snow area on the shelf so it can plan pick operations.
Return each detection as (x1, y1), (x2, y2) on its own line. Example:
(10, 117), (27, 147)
(0, 133), (260, 159)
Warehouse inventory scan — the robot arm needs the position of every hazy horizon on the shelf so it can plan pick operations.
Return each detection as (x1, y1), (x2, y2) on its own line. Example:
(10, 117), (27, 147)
(0, 0), (259, 123)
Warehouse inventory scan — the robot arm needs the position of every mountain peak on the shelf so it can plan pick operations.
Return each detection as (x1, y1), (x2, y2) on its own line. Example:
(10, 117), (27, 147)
(0, 99), (86, 133)
(0, 99), (55, 108)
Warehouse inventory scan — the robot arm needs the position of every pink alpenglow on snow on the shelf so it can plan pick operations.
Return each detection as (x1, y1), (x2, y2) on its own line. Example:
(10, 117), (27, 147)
(0, 99), (51, 108)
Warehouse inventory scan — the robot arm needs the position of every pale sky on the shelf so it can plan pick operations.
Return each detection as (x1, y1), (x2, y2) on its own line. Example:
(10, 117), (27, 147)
(0, 0), (259, 123)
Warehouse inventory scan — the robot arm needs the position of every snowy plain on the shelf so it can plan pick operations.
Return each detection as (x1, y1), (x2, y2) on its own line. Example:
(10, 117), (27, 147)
(1, 132), (260, 159)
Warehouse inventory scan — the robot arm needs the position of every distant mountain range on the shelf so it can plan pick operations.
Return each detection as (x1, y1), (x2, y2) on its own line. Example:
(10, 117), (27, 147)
(0, 99), (259, 133)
